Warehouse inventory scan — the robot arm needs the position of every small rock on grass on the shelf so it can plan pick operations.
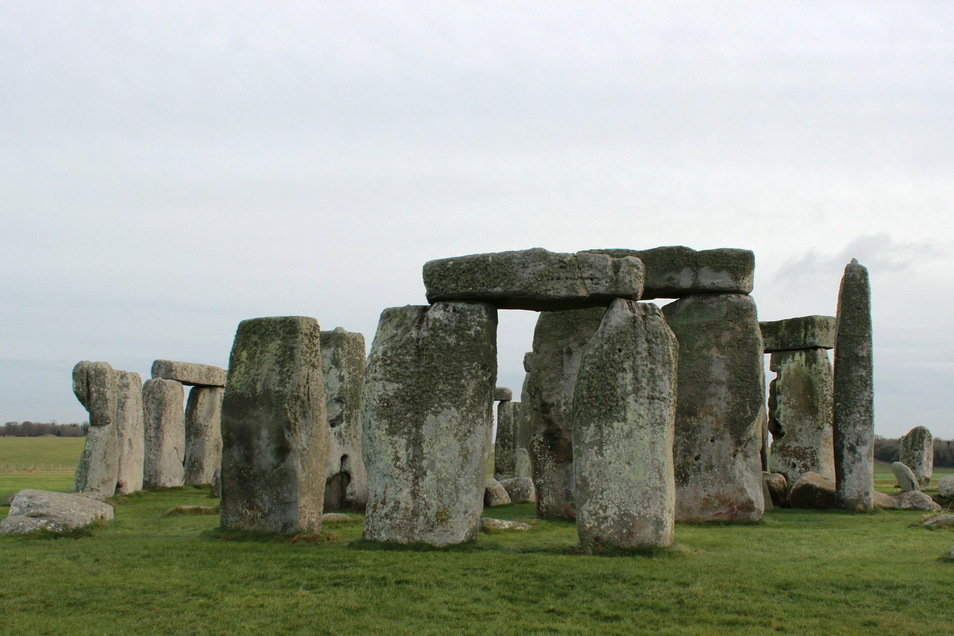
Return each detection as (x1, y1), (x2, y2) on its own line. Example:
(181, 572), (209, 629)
(322, 513), (351, 522)
(895, 491), (941, 512)
(481, 518), (532, 531)
(922, 514), (954, 528)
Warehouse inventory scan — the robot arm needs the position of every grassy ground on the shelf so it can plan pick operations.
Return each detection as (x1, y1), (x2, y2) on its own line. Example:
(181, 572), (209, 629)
(0, 436), (84, 467)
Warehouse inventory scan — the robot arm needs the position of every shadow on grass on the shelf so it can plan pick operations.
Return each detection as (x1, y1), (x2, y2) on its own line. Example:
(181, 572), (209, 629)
(348, 536), (494, 553)
(202, 527), (341, 545)
(163, 505), (219, 518)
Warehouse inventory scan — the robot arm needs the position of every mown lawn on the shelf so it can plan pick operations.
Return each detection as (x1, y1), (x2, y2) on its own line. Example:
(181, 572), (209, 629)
(0, 436), (84, 466)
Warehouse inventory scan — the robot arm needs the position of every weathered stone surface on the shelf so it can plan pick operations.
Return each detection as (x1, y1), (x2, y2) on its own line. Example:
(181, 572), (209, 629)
(142, 378), (185, 488)
(494, 400), (517, 479)
(494, 387), (513, 402)
(484, 478), (512, 507)
(763, 472), (788, 509)
(527, 307), (606, 519)
(573, 299), (677, 548)
(514, 362), (533, 479)
(362, 302), (497, 546)
(221, 316), (328, 534)
(72, 361), (120, 498)
(939, 476), (954, 498)
(788, 472), (837, 509)
(321, 328), (368, 512)
(832, 259), (874, 511)
(499, 477), (536, 503)
(895, 490), (941, 512)
(184, 386), (223, 486)
(322, 513), (351, 523)
(587, 246), (754, 299)
(1, 489), (113, 534)
(767, 348), (835, 485)
(923, 514), (954, 527)
(481, 518), (532, 532)
(151, 359), (226, 387)
(423, 248), (644, 311)
(760, 316), (836, 352)
(663, 294), (765, 521)
(891, 462), (920, 493)
(114, 370), (144, 495)
(900, 426), (933, 488)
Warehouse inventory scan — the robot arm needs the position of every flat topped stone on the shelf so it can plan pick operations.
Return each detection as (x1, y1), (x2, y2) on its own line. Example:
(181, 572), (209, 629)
(761, 315), (836, 352)
(586, 246), (753, 299)
(1, 489), (114, 534)
(494, 387), (513, 402)
(423, 248), (644, 311)
(151, 360), (226, 387)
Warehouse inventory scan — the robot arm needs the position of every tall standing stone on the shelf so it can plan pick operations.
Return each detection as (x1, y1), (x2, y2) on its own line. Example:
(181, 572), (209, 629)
(362, 302), (497, 546)
(114, 370), (144, 495)
(142, 378), (186, 488)
(184, 386), (224, 486)
(494, 400), (518, 480)
(220, 316), (328, 534)
(321, 327), (368, 512)
(573, 299), (678, 548)
(72, 361), (120, 498)
(513, 353), (534, 479)
(900, 426), (933, 488)
(527, 307), (606, 519)
(832, 259), (874, 511)
(662, 294), (765, 521)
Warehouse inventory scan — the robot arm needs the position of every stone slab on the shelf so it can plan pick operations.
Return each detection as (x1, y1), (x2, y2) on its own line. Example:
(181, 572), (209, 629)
(1, 489), (113, 534)
(760, 315), (836, 352)
(151, 359), (226, 387)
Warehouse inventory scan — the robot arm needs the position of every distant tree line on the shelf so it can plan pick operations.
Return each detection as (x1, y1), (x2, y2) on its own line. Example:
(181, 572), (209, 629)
(874, 436), (954, 468)
(1, 421), (88, 437)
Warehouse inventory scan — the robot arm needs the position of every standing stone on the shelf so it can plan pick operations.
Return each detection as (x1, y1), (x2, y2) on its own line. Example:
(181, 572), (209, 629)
(891, 462), (920, 493)
(494, 400), (518, 480)
(767, 348), (835, 485)
(514, 354), (534, 479)
(183, 386), (224, 486)
(362, 302), (497, 546)
(220, 316), (328, 534)
(573, 299), (677, 548)
(663, 294), (765, 521)
(142, 378), (186, 488)
(114, 370), (144, 495)
(900, 426), (933, 488)
(72, 361), (120, 498)
(527, 307), (606, 519)
(320, 327), (368, 512)
(832, 259), (874, 511)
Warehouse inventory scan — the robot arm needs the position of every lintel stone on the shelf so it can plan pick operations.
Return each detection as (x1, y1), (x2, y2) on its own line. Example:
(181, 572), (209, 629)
(151, 359), (226, 387)
(761, 315), (836, 352)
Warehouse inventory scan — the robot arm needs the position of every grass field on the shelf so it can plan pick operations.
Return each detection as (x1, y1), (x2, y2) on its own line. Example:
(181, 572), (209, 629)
(0, 436), (85, 467)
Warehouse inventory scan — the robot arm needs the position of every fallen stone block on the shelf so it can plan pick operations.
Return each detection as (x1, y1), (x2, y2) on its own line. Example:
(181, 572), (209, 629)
(1, 489), (113, 534)
(895, 491), (941, 512)
(151, 360), (226, 387)
(499, 477), (536, 503)
(788, 472), (837, 509)
(891, 462), (920, 493)
(760, 315), (836, 352)
(480, 518), (532, 531)
(484, 478), (512, 507)
(922, 514), (954, 528)
(763, 472), (788, 508)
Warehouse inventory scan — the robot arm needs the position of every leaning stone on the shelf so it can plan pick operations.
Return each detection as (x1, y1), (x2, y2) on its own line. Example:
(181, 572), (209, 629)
(362, 302), (497, 546)
(832, 259), (874, 511)
(788, 472), (837, 509)
(891, 462), (920, 493)
(573, 299), (677, 548)
(895, 491), (942, 512)
(527, 307), (606, 519)
(485, 479), (512, 507)
(151, 360), (226, 387)
(480, 518), (532, 532)
(142, 378), (186, 488)
(72, 361), (120, 498)
(760, 316), (836, 352)
(184, 386), (224, 486)
(587, 246), (754, 299)
(663, 294), (765, 521)
(763, 472), (788, 509)
(0, 489), (113, 534)
(114, 370), (144, 495)
(939, 476), (954, 498)
(767, 348), (835, 485)
(900, 426), (933, 488)
(423, 248), (644, 311)
(499, 477), (536, 503)
(321, 328), (368, 512)
(221, 316), (328, 534)
(494, 387), (513, 402)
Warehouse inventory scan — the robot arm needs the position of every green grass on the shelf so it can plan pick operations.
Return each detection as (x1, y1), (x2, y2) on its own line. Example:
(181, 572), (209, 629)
(0, 436), (85, 466)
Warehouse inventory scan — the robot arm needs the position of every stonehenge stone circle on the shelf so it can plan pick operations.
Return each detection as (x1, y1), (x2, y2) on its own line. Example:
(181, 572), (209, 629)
(220, 316), (328, 534)
(891, 462), (919, 493)
(832, 259), (874, 511)
(114, 370), (144, 495)
(362, 302), (497, 546)
(72, 361), (120, 498)
(761, 315), (836, 352)
(320, 327), (369, 512)
(663, 293), (765, 521)
(788, 472), (836, 509)
(572, 299), (678, 548)
(938, 476), (954, 498)
(499, 477), (536, 503)
(423, 248), (644, 311)
(1, 490), (114, 535)
(151, 359), (226, 387)
(494, 386), (513, 402)
(183, 386), (224, 486)
(527, 307), (606, 519)
(142, 378), (186, 488)
(900, 426), (933, 488)
(494, 399), (518, 479)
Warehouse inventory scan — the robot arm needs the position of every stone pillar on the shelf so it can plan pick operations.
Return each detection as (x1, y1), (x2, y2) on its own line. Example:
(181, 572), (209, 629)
(114, 370), (144, 495)
(514, 353), (534, 479)
(527, 307), (606, 520)
(184, 386), (224, 486)
(72, 361), (120, 498)
(143, 378), (185, 488)
(832, 259), (874, 511)
(494, 399), (517, 480)
(900, 426), (933, 488)
(573, 299), (677, 548)
(220, 316), (328, 534)
(362, 302), (497, 546)
(320, 327), (368, 512)
(663, 293), (765, 521)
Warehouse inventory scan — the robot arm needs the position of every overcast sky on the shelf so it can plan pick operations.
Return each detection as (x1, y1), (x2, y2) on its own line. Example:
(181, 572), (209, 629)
(2, 1), (952, 438)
